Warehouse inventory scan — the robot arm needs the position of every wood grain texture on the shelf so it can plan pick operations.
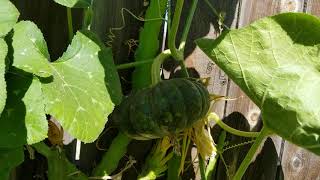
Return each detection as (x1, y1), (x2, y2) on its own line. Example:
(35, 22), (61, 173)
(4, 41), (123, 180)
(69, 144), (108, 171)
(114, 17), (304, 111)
(281, 143), (320, 180)
(307, 0), (320, 16)
(183, 0), (240, 117)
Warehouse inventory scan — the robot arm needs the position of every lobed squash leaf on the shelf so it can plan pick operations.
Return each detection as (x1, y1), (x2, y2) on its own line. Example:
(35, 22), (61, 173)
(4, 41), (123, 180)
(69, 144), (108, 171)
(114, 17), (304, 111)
(0, 71), (47, 148)
(53, 0), (92, 8)
(42, 30), (121, 143)
(0, 0), (19, 116)
(9, 19), (122, 144)
(0, 39), (7, 116)
(0, 147), (24, 180)
(0, 0), (19, 37)
(197, 13), (320, 155)
(12, 21), (52, 77)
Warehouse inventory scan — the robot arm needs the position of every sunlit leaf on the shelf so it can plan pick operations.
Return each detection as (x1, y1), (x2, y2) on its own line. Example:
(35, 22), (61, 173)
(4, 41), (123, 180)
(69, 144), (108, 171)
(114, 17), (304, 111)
(12, 21), (51, 77)
(0, 39), (7, 115)
(197, 13), (320, 155)
(0, 71), (47, 147)
(42, 31), (121, 143)
(53, 0), (92, 8)
(0, 0), (19, 37)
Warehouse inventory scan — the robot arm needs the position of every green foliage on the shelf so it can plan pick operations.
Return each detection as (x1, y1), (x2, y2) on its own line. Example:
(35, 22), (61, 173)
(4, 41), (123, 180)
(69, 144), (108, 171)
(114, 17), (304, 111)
(0, 0), (19, 37)
(0, 7), (121, 145)
(132, 0), (168, 89)
(0, 0), (19, 115)
(0, 40), (7, 115)
(33, 143), (87, 180)
(0, 147), (24, 180)
(0, 70), (47, 147)
(41, 30), (121, 143)
(53, 0), (92, 8)
(114, 78), (210, 140)
(197, 13), (320, 155)
(12, 21), (52, 77)
(93, 132), (131, 176)
(47, 150), (87, 180)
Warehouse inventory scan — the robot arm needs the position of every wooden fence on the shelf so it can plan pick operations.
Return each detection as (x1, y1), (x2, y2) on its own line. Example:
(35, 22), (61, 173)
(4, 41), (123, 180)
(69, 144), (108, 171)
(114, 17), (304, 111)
(11, 0), (320, 179)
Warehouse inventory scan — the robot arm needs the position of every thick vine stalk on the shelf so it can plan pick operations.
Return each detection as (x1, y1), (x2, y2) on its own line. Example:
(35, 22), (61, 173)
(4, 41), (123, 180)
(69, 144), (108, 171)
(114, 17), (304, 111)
(168, 0), (184, 61)
(66, 7), (73, 42)
(205, 131), (226, 179)
(132, 0), (168, 89)
(167, 154), (181, 180)
(94, 0), (168, 177)
(233, 127), (270, 179)
(93, 132), (131, 176)
(33, 143), (87, 180)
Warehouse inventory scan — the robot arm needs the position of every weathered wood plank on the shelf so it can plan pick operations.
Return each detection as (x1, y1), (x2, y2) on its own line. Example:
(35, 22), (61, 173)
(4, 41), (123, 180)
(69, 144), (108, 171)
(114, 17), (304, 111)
(306, 0), (320, 16)
(178, 1), (240, 179)
(281, 143), (320, 180)
(238, 0), (304, 27)
(185, 0), (240, 117)
(91, 0), (144, 65)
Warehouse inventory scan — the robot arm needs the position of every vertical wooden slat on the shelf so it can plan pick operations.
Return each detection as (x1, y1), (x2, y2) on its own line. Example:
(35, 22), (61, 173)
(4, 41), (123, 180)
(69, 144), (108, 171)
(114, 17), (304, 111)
(181, 1), (240, 178)
(185, 0), (240, 118)
(91, 0), (143, 65)
(282, 143), (320, 180)
(306, 0), (320, 16)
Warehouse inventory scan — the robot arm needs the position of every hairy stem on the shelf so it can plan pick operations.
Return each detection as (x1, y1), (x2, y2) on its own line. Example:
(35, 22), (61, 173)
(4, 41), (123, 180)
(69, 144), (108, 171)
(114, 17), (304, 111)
(233, 127), (270, 180)
(132, 0), (168, 89)
(205, 131), (226, 179)
(66, 8), (73, 42)
(116, 59), (154, 70)
(198, 155), (207, 180)
(82, 7), (93, 30)
(168, 0), (191, 78)
(33, 142), (87, 180)
(32, 142), (51, 157)
(167, 154), (181, 180)
(208, 113), (259, 138)
(96, 1), (168, 177)
(168, 0), (184, 61)
(151, 49), (171, 85)
(93, 132), (131, 176)
(179, 0), (198, 52)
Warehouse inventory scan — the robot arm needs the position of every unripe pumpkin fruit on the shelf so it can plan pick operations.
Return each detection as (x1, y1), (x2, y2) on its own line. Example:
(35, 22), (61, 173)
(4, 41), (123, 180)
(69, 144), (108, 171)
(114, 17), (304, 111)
(112, 78), (210, 140)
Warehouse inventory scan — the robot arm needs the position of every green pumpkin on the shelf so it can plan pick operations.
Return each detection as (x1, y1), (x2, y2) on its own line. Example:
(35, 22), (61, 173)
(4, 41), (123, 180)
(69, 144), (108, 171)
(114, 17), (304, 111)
(112, 78), (210, 140)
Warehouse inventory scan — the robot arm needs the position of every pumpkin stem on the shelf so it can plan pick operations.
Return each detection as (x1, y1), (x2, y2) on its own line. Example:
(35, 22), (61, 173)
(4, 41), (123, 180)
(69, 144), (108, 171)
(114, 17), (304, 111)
(151, 49), (171, 85)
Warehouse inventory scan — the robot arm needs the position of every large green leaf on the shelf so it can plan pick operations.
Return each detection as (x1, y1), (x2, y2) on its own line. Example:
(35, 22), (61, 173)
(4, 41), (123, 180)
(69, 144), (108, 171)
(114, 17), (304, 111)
(0, 71), (47, 147)
(0, 39), (7, 115)
(53, 0), (91, 8)
(197, 13), (320, 155)
(0, 0), (19, 37)
(12, 21), (51, 77)
(42, 31), (121, 143)
(0, 147), (24, 180)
